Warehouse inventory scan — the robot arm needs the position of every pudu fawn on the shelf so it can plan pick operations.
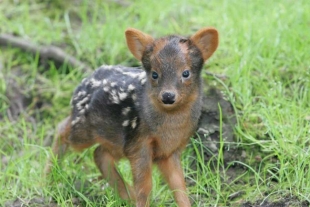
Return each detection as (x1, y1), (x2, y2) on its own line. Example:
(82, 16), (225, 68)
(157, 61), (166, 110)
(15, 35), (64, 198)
(45, 27), (218, 207)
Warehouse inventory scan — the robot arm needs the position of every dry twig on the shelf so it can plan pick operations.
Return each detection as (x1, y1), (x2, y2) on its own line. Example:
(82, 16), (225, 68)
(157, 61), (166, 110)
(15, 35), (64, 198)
(0, 34), (92, 73)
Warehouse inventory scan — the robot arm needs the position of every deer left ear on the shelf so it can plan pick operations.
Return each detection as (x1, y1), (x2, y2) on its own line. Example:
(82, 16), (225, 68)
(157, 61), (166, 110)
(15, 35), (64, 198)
(125, 28), (154, 61)
(190, 27), (219, 61)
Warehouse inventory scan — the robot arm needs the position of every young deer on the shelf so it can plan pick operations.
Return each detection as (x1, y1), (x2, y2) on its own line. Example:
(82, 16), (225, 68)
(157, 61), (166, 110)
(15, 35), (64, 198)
(45, 27), (218, 207)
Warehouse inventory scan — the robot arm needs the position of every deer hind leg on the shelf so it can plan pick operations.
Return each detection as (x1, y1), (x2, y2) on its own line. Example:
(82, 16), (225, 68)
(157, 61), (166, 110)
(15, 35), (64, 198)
(157, 151), (191, 207)
(44, 116), (71, 176)
(94, 145), (135, 201)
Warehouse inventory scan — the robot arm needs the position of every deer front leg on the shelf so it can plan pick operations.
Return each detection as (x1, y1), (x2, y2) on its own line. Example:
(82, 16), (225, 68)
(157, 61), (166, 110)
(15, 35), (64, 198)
(157, 151), (191, 207)
(128, 145), (153, 207)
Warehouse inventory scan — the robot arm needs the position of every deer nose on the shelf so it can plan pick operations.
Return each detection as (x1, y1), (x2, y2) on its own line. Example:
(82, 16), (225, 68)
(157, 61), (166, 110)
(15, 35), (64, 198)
(161, 92), (176, 104)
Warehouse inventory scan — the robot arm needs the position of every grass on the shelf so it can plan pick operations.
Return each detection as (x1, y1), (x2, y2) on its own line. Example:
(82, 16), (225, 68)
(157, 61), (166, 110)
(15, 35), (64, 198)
(0, 0), (310, 206)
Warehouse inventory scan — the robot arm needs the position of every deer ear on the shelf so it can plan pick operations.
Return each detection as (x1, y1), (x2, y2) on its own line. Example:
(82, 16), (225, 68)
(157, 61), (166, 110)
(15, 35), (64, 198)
(190, 27), (219, 61)
(125, 28), (154, 61)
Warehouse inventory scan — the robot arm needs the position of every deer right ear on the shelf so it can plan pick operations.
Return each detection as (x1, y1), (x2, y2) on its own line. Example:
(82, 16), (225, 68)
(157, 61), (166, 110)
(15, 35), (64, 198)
(190, 27), (219, 61)
(125, 28), (154, 61)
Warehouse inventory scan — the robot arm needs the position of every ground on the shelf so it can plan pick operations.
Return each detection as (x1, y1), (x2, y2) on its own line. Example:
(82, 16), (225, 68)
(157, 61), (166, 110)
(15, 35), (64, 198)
(0, 0), (310, 206)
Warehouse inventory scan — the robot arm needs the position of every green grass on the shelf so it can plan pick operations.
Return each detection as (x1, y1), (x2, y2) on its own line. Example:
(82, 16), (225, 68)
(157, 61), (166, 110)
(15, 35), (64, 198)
(1, 0), (310, 206)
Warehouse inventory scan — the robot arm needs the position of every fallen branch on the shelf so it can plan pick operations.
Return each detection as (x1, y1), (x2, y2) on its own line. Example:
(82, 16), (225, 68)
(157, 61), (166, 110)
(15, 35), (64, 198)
(0, 34), (92, 73)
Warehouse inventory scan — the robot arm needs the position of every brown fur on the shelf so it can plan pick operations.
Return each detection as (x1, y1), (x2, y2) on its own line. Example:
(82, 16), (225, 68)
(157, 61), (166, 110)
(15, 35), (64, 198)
(45, 27), (219, 207)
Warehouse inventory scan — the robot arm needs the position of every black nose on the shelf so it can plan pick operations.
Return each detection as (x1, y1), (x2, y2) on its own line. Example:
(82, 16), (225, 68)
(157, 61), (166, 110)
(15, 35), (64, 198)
(161, 92), (175, 104)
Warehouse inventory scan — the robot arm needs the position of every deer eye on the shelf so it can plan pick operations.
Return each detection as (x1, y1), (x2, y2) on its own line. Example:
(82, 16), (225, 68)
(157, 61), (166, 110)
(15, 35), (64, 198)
(182, 70), (190, 78)
(151, 71), (159, 80)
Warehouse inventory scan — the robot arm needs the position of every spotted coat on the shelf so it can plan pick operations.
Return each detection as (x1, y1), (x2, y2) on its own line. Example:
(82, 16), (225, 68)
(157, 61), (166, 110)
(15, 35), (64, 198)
(70, 65), (146, 146)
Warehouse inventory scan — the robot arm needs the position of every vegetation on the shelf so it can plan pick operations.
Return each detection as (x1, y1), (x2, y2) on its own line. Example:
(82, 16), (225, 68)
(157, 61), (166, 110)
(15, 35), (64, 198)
(0, 0), (309, 206)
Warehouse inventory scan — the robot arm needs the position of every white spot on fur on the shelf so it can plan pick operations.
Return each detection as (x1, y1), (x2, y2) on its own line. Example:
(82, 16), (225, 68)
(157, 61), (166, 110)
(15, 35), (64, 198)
(103, 86), (109, 92)
(128, 84), (135, 91)
(140, 78), (146, 85)
(110, 90), (119, 104)
(71, 117), (81, 126)
(123, 72), (139, 78)
(111, 82), (117, 87)
(102, 79), (108, 85)
(74, 90), (87, 100)
(78, 91), (86, 96)
(80, 96), (89, 104)
(112, 66), (122, 73)
(76, 96), (89, 110)
(119, 92), (128, 101)
(138, 71), (146, 80)
(131, 117), (137, 129)
(132, 93), (137, 101)
(122, 107), (131, 115)
(122, 120), (129, 127)
(102, 65), (113, 70)
(91, 78), (101, 88)
(79, 109), (85, 115)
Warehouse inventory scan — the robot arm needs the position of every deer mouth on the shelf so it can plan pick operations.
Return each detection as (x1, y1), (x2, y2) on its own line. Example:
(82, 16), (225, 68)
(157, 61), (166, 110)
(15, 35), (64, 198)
(156, 96), (183, 111)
